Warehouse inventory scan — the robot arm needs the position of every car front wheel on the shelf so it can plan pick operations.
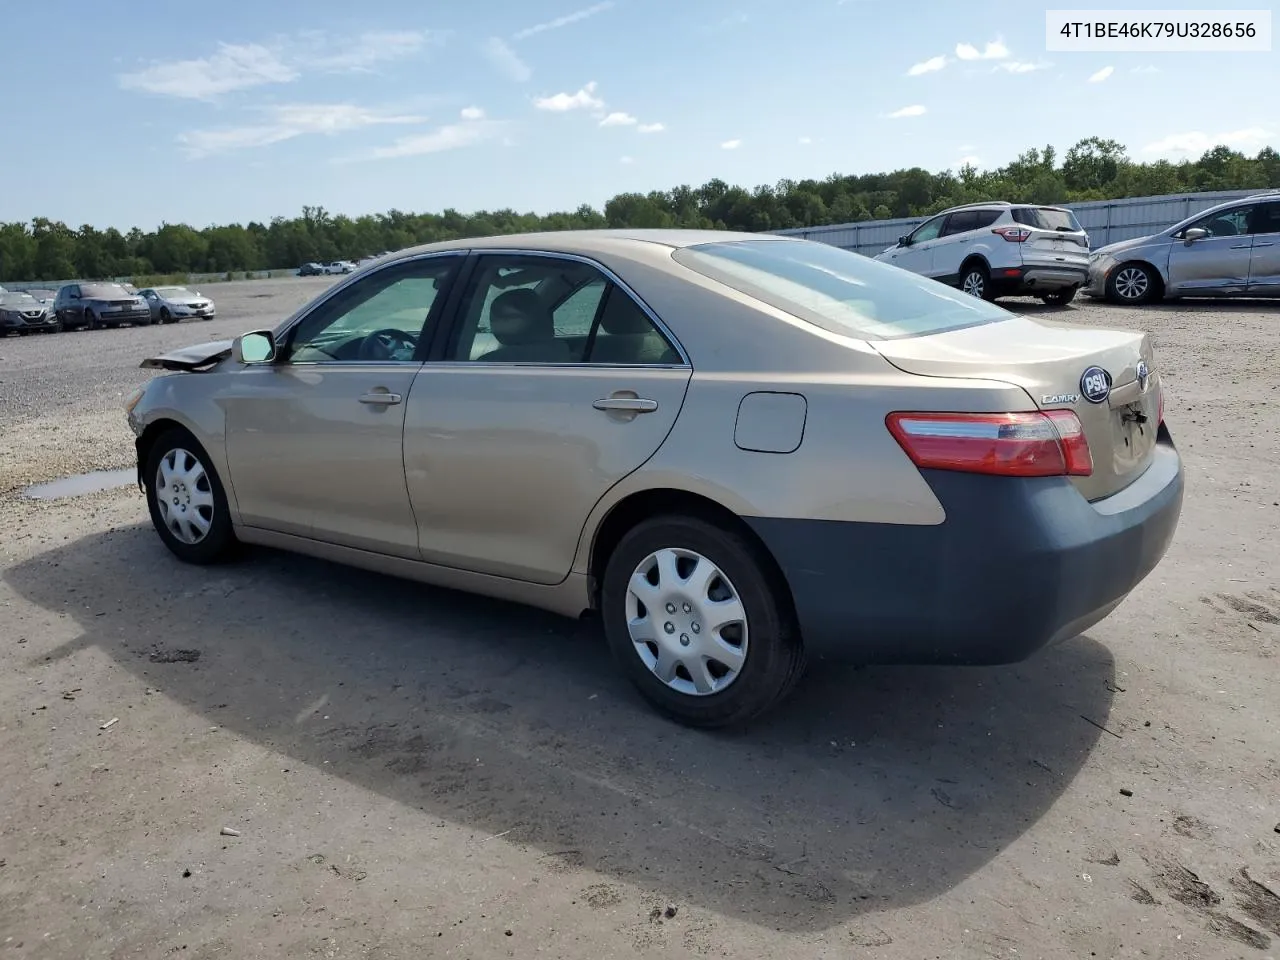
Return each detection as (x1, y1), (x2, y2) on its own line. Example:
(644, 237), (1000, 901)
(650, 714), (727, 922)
(959, 263), (994, 300)
(1041, 288), (1077, 306)
(144, 427), (238, 564)
(1107, 262), (1160, 305)
(600, 515), (805, 728)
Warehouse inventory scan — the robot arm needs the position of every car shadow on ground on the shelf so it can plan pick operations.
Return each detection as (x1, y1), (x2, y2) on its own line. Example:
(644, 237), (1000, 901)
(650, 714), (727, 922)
(7, 522), (1116, 933)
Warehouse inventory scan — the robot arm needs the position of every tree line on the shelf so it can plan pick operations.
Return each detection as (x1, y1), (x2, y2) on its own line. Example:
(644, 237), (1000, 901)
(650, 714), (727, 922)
(2, 137), (1277, 283)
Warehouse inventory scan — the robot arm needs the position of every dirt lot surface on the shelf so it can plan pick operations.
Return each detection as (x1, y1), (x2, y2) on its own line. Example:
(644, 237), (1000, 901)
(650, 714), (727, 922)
(1, 278), (1279, 959)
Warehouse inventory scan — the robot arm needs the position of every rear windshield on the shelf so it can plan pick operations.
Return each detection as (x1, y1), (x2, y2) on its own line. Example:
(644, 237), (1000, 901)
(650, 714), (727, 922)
(671, 239), (1008, 341)
(1011, 206), (1082, 232)
(81, 282), (131, 298)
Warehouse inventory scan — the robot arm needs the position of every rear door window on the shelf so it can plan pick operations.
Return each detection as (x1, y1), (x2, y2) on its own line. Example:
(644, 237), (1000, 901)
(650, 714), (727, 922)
(672, 238), (1008, 341)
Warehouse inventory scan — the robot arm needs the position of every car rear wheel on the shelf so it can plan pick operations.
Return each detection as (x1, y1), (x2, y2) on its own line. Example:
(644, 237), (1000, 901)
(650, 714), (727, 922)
(85, 309), (98, 331)
(144, 427), (238, 564)
(1041, 288), (1077, 306)
(600, 514), (805, 728)
(959, 262), (993, 300)
(1107, 262), (1160, 305)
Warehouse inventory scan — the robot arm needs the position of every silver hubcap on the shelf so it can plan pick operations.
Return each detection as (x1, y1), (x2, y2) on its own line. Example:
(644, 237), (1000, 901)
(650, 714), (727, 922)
(1114, 267), (1149, 300)
(962, 272), (985, 297)
(155, 448), (215, 545)
(625, 548), (749, 696)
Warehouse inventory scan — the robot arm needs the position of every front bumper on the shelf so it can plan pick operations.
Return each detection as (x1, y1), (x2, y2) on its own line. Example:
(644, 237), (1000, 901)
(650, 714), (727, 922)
(747, 432), (1184, 664)
(1, 314), (59, 332)
(100, 308), (153, 324)
(1082, 260), (1112, 298)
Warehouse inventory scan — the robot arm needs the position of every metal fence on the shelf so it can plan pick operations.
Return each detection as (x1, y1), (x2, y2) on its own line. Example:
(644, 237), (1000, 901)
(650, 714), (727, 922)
(771, 189), (1266, 257)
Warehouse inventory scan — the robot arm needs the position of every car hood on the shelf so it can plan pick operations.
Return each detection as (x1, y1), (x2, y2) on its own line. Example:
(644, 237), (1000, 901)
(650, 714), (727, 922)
(140, 339), (233, 372)
(1093, 233), (1166, 257)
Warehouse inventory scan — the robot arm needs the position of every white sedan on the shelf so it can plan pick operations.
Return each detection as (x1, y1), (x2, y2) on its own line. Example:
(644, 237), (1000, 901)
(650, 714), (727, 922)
(139, 286), (217, 324)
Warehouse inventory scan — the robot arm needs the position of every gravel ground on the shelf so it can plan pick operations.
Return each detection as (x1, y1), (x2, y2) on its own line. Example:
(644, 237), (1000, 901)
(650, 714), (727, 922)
(1, 281), (1279, 959)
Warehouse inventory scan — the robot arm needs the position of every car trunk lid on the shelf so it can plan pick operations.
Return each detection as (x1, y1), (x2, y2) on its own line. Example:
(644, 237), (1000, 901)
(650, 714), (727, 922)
(870, 315), (1160, 501)
(1008, 206), (1091, 269)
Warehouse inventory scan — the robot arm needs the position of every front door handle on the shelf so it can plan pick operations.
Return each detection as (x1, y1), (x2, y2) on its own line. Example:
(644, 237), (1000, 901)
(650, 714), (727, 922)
(1253, 241), (1275, 248)
(593, 397), (658, 413)
(1230, 243), (1253, 249)
(359, 391), (402, 405)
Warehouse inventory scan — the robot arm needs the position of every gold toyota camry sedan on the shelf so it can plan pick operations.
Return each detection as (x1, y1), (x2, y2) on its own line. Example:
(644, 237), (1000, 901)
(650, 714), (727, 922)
(125, 230), (1184, 727)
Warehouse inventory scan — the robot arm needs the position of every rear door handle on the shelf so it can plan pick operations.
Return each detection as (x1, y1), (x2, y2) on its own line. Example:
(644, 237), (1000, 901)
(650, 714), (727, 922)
(1253, 242), (1275, 248)
(593, 397), (658, 413)
(359, 391), (402, 405)
(1230, 243), (1253, 249)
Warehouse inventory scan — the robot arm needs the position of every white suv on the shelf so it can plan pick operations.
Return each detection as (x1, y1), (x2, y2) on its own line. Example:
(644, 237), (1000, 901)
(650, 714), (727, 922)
(874, 202), (1091, 305)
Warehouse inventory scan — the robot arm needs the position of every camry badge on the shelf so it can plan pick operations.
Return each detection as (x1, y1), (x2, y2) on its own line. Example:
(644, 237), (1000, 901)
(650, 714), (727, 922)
(1042, 393), (1080, 405)
(1136, 359), (1150, 391)
(1080, 366), (1111, 404)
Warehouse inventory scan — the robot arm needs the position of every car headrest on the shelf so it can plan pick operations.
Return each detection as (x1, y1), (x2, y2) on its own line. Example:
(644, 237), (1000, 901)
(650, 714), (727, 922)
(598, 289), (653, 335)
(490, 289), (553, 345)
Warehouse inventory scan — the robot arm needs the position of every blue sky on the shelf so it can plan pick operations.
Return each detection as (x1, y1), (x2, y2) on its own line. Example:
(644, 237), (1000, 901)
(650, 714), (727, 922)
(2, 0), (1274, 231)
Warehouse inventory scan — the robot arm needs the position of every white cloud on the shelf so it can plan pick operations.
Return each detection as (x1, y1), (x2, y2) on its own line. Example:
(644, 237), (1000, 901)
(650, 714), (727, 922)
(887, 104), (927, 118)
(533, 81), (603, 112)
(721, 138), (741, 149)
(178, 103), (426, 158)
(999, 60), (1049, 73)
(1088, 65), (1114, 83)
(1131, 64), (1160, 74)
(798, 136), (812, 145)
(955, 38), (1009, 61)
(481, 37), (531, 82)
(620, 155), (634, 164)
(907, 55), (948, 76)
(345, 120), (505, 161)
(119, 43), (297, 100)
(637, 122), (665, 134)
(460, 106), (485, 120)
(599, 111), (637, 127)
(957, 143), (975, 152)
(513, 1), (614, 40)
(1142, 127), (1275, 158)
(309, 30), (431, 72)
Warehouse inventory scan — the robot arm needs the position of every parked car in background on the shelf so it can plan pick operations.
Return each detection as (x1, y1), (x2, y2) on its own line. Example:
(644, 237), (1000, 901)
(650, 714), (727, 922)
(126, 229), (1182, 727)
(120, 282), (139, 295)
(140, 286), (216, 323)
(0, 290), (61, 335)
(876, 201), (1091, 305)
(54, 282), (151, 330)
(1084, 191), (1280, 304)
(323, 260), (356, 275)
(298, 262), (325, 277)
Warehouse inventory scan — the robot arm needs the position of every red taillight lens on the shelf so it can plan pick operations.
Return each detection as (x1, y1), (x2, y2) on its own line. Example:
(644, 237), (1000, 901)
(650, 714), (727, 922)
(992, 226), (1031, 242)
(886, 411), (1093, 478)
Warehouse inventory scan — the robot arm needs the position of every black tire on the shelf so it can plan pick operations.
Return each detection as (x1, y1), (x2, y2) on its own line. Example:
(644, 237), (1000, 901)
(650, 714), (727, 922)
(160, 307), (172, 324)
(1041, 288), (1077, 306)
(1106, 262), (1160, 305)
(959, 261), (994, 301)
(144, 427), (238, 565)
(85, 309), (98, 331)
(600, 514), (805, 728)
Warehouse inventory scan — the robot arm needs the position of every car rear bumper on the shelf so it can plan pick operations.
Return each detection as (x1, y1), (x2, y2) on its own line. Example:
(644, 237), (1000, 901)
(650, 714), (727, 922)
(992, 264), (1088, 295)
(747, 432), (1184, 665)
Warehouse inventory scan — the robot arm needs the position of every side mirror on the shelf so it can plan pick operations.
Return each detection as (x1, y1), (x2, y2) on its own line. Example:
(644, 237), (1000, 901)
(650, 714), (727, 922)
(898, 235), (910, 247)
(232, 330), (277, 364)
(1183, 227), (1209, 242)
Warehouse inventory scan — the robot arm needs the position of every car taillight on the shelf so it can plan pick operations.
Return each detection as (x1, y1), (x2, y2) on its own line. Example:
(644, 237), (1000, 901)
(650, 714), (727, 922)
(992, 226), (1031, 242)
(886, 411), (1093, 477)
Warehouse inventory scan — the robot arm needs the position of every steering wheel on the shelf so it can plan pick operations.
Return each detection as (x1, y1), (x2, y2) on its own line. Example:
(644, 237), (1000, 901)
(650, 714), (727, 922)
(358, 328), (417, 361)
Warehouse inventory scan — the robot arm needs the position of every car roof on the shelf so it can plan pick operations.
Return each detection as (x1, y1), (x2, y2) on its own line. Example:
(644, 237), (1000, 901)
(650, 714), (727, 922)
(386, 228), (772, 261)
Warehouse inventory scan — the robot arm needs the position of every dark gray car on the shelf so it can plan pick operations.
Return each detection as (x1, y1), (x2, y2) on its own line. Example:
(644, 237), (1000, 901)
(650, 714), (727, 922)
(0, 291), (61, 335)
(54, 282), (152, 331)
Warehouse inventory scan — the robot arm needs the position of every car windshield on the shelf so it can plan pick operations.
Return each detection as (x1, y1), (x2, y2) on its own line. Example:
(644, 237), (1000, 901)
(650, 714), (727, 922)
(671, 239), (1008, 341)
(81, 283), (131, 298)
(1011, 206), (1082, 232)
(156, 287), (194, 298)
(0, 293), (39, 307)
